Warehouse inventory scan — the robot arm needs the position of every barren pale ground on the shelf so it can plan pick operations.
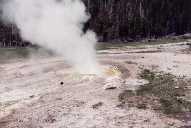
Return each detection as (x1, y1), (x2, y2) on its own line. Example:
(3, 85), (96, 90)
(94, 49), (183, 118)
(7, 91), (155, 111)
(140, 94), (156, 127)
(0, 42), (191, 128)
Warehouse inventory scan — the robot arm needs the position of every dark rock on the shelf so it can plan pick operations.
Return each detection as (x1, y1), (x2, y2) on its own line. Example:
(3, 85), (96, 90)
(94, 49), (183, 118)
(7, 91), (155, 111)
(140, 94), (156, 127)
(29, 95), (35, 98)
(92, 102), (103, 109)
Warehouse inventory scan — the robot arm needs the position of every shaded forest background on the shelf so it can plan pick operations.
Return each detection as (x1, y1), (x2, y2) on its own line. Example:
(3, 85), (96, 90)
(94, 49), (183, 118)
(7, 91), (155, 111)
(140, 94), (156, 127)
(1, 0), (191, 47)
(84, 0), (191, 42)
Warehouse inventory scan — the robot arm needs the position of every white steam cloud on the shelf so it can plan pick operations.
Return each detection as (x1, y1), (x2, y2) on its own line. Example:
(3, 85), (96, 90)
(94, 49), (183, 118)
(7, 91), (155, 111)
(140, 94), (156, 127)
(1, 0), (100, 74)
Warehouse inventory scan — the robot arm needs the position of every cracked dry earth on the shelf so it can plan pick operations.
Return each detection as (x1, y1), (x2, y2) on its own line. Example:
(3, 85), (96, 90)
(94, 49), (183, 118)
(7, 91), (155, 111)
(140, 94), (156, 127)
(0, 42), (191, 128)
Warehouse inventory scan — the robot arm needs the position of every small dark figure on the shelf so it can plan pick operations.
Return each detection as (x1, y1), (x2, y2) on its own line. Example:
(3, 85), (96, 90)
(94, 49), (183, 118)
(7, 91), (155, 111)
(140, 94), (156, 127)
(60, 81), (64, 85)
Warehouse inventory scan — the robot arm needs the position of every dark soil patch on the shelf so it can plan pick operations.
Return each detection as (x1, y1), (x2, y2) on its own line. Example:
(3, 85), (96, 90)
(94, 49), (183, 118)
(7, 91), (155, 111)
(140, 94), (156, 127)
(125, 61), (138, 65)
(127, 50), (162, 54)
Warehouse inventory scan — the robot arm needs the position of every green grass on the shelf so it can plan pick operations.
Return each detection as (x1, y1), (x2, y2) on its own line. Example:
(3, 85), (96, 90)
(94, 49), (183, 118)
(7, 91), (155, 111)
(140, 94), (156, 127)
(0, 48), (30, 63)
(119, 69), (191, 115)
(0, 47), (30, 58)
(0, 47), (55, 63)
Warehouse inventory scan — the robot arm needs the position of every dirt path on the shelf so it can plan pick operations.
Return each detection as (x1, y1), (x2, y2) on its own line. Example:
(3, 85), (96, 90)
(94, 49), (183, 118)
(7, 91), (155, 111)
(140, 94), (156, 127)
(0, 43), (191, 128)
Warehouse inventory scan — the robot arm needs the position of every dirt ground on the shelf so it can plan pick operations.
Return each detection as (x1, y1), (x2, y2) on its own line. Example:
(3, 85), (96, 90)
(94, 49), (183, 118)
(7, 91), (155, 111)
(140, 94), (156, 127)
(0, 42), (191, 128)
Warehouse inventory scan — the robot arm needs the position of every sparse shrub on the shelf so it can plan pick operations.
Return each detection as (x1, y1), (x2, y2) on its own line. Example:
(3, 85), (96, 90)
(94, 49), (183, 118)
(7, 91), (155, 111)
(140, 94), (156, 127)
(119, 69), (191, 115)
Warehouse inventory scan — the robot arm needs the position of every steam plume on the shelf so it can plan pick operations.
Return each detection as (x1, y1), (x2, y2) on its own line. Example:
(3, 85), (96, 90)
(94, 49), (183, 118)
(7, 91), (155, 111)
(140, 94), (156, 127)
(0, 0), (100, 74)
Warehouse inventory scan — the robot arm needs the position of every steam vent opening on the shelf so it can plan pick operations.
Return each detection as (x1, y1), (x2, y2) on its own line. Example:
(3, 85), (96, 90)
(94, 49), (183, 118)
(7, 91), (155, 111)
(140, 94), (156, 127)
(71, 64), (129, 78)
(58, 62), (130, 86)
(77, 65), (124, 76)
(104, 66), (122, 77)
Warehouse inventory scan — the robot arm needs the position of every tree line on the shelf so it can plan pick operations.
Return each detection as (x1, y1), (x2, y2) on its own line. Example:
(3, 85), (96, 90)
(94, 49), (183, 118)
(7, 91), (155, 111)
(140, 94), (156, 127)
(0, 0), (191, 47)
(84, 0), (191, 42)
